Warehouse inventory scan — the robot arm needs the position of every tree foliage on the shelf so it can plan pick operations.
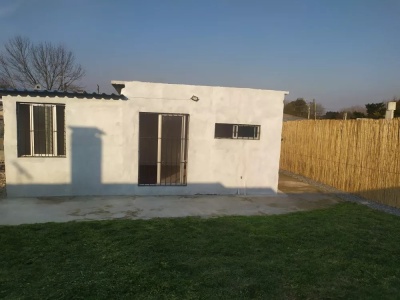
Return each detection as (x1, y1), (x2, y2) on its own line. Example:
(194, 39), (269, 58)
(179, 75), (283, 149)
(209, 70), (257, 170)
(352, 111), (366, 119)
(323, 101), (397, 120)
(284, 98), (308, 118)
(341, 105), (367, 114)
(324, 111), (342, 119)
(0, 36), (85, 91)
(324, 110), (366, 120)
(284, 98), (325, 119)
(365, 102), (386, 119)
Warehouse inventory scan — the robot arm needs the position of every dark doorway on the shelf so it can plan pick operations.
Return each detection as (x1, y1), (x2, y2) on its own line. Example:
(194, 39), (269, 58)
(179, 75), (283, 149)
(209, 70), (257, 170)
(138, 113), (189, 185)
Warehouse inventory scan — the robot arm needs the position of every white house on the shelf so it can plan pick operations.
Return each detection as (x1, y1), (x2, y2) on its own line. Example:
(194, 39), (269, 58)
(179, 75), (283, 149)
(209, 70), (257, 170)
(1, 81), (288, 197)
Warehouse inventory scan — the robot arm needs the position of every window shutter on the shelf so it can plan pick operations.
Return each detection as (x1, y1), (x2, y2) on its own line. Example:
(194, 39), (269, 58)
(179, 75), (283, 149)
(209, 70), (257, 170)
(56, 105), (66, 156)
(16, 103), (31, 156)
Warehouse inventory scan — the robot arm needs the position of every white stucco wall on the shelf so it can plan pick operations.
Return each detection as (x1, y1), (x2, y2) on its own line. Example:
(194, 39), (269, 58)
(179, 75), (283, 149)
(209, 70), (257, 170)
(3, 81), (287, 197)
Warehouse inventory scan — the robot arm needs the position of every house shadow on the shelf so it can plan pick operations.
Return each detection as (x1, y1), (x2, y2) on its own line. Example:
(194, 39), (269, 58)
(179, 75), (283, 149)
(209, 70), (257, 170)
(6, 126), (277, 197)
(4, 126), (400, 212)
(70, 127), (104, 194)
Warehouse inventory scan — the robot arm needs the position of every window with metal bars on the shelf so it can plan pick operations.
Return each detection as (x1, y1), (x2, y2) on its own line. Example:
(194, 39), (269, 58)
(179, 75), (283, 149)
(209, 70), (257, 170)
(214, 123), (260, 140)
(17, 102), (66, 157)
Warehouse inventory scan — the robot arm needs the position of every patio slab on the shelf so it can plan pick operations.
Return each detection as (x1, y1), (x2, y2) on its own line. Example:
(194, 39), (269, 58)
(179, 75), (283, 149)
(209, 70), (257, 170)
(0, 174), (341, 225)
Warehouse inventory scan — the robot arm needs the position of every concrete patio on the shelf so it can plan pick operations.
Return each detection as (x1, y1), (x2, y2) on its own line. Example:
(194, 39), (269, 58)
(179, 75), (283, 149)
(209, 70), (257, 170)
(0, 173), (341, 225)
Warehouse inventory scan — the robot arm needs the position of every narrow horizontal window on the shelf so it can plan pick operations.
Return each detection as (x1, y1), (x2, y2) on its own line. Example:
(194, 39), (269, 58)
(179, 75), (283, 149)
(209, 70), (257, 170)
(214, 123), (260, 140)
(17, 102), (66, 157)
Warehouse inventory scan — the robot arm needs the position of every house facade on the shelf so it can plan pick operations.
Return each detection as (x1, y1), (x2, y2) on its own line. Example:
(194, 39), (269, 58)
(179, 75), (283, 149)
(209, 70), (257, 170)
(2, 81), (288, 197)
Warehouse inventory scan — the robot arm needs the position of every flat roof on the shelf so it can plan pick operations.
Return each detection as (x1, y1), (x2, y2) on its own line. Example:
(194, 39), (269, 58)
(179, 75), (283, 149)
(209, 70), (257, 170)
(111, 80), (289, 94)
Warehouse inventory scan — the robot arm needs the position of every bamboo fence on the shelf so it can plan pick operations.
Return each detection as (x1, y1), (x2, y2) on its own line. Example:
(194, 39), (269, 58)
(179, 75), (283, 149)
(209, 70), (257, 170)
(280, 119), (400, 208)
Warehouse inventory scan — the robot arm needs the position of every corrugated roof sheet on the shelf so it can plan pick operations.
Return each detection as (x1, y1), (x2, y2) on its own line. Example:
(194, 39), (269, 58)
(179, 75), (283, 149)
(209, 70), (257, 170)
(0, 88), (127, 100)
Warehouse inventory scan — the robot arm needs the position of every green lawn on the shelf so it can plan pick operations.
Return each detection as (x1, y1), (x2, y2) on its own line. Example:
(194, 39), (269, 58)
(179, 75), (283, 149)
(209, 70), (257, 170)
(1, 203), (400, 299)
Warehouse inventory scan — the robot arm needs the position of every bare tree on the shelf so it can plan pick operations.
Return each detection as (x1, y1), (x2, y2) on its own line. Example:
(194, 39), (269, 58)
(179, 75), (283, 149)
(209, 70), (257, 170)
(0, 36), (85, 91)
(0, 77), (9, 88)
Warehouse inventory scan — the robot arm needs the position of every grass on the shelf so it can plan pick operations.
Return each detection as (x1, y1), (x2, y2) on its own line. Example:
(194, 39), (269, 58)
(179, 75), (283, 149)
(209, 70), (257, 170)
(1, 203), (400, 299)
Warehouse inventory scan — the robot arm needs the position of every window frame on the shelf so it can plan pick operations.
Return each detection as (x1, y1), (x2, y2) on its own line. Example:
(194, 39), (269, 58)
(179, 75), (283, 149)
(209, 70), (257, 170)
(138, 112), (190, 186)
(214, 123), (261, 140)
(17, 102), (66, 157)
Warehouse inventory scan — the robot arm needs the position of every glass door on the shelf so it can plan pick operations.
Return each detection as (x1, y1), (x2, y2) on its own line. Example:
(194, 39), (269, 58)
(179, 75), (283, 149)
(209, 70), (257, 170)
(139, 113), (188, 185)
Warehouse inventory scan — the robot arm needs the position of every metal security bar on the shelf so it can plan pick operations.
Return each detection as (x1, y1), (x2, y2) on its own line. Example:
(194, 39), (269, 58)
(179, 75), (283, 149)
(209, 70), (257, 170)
(138, 113), (189, 186)
(17, 103), (66, 157)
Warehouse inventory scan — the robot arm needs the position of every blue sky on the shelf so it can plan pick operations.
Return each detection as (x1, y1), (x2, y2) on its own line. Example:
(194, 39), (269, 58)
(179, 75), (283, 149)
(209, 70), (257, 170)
(1, 0), (399, 110)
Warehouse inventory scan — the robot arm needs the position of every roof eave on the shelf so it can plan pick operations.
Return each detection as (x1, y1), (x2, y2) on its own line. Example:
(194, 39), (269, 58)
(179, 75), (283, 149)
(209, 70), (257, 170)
(0, 89), (127, 100)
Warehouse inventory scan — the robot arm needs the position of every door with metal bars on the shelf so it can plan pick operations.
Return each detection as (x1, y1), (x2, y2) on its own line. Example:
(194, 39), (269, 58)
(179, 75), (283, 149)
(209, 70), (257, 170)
(138, 113), (189, 185)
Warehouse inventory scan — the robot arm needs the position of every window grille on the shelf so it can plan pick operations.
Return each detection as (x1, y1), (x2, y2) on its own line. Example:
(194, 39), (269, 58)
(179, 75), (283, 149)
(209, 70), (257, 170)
(17, 103), (66, 157)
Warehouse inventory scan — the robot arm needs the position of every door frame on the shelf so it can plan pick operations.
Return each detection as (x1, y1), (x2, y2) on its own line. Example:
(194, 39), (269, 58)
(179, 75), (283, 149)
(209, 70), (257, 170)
(138, 112), (189, 186)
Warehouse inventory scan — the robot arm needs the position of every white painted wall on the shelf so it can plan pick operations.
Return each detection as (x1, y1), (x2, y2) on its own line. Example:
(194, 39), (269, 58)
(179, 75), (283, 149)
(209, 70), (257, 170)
(3, 81), (287, 197)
